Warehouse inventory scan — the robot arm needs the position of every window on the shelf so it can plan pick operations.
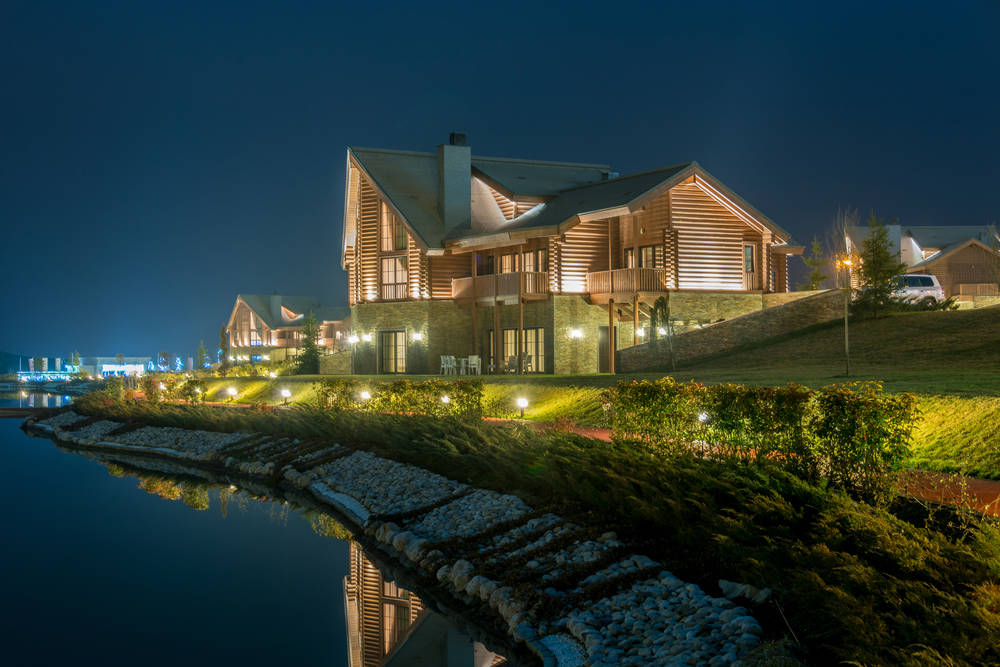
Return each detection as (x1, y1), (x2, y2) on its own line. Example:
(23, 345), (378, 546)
(639, 245), (662, 268)
(249, 329), (262, 346)
(382, 603), (411, 655)
(380, 256), (408, 300)
(744, 245), (756, 273)
(500, 253), (516, 273)
(500, 327), (545, 373)
(521, 248), (548, 273)
(380, 202), (407, 251)
(379, 331), (406, 373)
(903, 275), (935, 287)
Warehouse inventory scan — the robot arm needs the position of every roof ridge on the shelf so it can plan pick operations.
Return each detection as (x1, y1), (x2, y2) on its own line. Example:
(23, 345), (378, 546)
(472, 155), (611, 169)
(554, 161), (695, 194)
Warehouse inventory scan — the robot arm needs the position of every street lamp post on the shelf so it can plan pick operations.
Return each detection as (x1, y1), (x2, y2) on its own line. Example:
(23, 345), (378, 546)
(839, 258), (852, 376)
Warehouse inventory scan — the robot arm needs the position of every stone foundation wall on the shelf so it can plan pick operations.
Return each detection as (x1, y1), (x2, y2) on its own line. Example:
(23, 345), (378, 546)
(350, 301), (473, 374)
(319, 350), (352, 375)
(617, 289), (843, 372)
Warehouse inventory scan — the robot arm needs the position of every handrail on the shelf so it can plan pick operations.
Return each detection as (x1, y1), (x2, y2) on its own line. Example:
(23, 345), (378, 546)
(452, 272), (549, 299)
(586, 267), (669, 294)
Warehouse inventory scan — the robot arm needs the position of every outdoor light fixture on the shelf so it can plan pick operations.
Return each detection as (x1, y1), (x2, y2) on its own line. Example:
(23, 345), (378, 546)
(262, 355), (270, 361)
(158, 383), (166, 390)
(412, 332), (424, 341)
(360, 391), (371, 400)
(280, 389), (291, 398)
(348, 335), (360, 344)
(268, 371), (277, 378)
(441, 395), (450, 404)
(361, 333), (372, 342)
(569, 329), (583, 339)
(657, 327), (667, 336)
(227, 387), (237, 397)
(636, 329), (645, 337)
(194, 388), (202, 394)
(229, 484), (237, 491)
(516, 397), (528, 418)
(698, 412), (709, 423)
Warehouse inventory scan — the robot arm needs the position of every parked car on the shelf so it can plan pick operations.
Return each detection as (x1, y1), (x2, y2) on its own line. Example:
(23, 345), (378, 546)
(893, 274), (946, 303)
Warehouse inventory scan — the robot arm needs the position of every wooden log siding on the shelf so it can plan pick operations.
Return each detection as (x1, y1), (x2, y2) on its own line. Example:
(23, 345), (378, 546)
(429, 252), (470, 299)
(669, 183), (762, 291)
(407, 232), (429, 299)
(548, 236), (561, 293)
(560, 219), (609, 293)
(358, 176), (380, 302)
(487, 184), (538, 220)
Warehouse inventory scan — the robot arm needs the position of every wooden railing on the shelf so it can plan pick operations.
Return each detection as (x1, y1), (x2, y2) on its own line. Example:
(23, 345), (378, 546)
(586, 267), (669, 295)
(380, 283), (409, 301)
(452, 272), (549, 300)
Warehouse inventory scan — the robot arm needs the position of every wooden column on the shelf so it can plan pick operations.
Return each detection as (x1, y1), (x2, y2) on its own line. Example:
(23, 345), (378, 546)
(472, 302), (478, 358)
(633, 294), (639, 346)
(517, 261), (524, 374)
(632, 214), (640, 267)
(493, 273), (501, 374)
(608, 299), (615, 374)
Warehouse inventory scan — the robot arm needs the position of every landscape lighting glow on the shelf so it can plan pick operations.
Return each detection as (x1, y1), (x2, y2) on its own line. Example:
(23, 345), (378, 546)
(262, 355), (270, 360)
(441, 395), (450, 404)
(269, 372), (277, 378)
(698, 412), (709, 422)
(516, 397), (529, 408)
(361, 334), (372, 342)
(280, 389), (291, 398)
(348, 335), (360, 344)
(227, 387), (237, 396)
(636, 329), (645, 337)
(412, 332), (424, 341)
(569, 329), (583, 339)
(158, 383), (166, 390)
(359, 391), (371, 400)
(657, 327), (667, 336)
(194, 388), (202, 394)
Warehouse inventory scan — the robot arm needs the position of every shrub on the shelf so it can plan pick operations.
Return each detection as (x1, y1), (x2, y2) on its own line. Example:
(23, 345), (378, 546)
(603, 379), (918, 503)
(314, 378), (483, 419)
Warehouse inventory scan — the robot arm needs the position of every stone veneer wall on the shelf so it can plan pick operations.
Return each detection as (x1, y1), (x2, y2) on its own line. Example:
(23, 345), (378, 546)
(319, 350), (352, 375)
(616, 289), (843, 372)
(349, 301), (473, 374)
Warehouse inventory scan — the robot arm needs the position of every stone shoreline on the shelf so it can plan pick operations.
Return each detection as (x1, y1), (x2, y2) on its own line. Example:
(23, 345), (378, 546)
(25, 410), (764, 667)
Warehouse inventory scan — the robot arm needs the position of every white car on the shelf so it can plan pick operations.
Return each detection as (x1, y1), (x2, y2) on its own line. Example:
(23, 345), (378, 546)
(893, 274), (946, 303)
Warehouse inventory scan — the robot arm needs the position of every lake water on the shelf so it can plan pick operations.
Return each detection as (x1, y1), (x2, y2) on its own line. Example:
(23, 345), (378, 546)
(1, 394), (504, 666)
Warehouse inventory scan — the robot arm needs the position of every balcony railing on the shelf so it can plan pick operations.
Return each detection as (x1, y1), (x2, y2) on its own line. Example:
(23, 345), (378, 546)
(452, 271), (549, 301)
(586, 267), (670, 295)
(380, 283), (409, 301)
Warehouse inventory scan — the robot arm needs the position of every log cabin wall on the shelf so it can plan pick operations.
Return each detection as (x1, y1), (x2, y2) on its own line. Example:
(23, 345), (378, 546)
(923, 243), (1000, 297)
(357, 176), (380, 302)
(560, 219), (610, 293)
(429, 252), (470, 299)
(668, 183), (763, 291)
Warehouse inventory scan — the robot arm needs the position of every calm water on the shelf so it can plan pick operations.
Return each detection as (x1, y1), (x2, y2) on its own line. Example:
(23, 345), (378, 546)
(0, 394), (453, 667)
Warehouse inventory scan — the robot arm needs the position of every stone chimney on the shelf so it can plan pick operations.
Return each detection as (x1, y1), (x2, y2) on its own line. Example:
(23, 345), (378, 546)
(437, 132), (471, 231)
(270, 291), (282, 322)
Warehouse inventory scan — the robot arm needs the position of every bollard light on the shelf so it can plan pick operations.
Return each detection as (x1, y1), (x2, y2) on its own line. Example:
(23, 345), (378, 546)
(698, 412), (709, 423)
(227, 387), (237, 399)
(268, 371), (277, 378)
(280, 388), (291, 404)
(359, 390), (371, 400)
(516, 396), (528, 418)
(412, 332), (424, 341)
(158, 383), (166, 390)
(441, 395), (450, 404)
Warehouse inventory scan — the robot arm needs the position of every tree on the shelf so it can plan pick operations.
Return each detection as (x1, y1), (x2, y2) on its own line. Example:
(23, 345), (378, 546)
(827, 207), (860, 286)
(115, 353), (125, 365)
(853, 213), (908, 319)
(218, 324), (230, 376)
(195, 340), (210, 369)
(295, 312), (321, 375)
(797, 237), (829, 290)
(70, 350), (81, 367)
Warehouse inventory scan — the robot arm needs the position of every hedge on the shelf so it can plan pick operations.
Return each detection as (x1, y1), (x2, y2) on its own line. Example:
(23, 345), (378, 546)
(314, 377), (483, 420)
(602, 379), (918, 503)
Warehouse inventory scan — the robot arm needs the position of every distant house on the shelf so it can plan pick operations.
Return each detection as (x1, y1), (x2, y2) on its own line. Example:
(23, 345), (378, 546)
(846, 224), (1000, 298)
(338, 134), (805, 375)
(226, 294), (350, 362)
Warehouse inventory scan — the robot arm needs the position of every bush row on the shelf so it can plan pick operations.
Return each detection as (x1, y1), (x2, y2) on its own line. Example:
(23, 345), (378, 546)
(602, 379), (918, 503)
(314, 377), (484, 419)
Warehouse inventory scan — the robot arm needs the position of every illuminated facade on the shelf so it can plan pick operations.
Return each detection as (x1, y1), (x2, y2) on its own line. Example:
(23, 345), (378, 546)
(340, 135), (803, 374)
(225, 293), (350, 363)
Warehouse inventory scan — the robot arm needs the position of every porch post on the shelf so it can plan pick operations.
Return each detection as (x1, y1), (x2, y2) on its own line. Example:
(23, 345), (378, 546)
(517, 271), (524, 374)
(608, 299), (615, 374)
(633, 294), (639, 346)
(493, 273), (501, 374)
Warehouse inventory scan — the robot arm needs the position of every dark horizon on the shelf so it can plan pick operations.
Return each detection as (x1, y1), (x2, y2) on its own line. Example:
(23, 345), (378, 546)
(3, 1), (998, 358)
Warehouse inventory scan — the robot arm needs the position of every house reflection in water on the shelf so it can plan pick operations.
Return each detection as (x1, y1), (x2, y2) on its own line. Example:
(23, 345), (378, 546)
(344, 542), (505, 666)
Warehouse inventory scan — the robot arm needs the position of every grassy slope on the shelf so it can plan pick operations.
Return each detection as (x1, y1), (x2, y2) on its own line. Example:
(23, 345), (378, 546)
(71, 396), (1000, 665)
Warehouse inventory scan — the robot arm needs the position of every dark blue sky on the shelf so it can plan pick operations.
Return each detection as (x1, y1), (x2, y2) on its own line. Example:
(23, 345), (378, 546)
(2, 1), (998, 358)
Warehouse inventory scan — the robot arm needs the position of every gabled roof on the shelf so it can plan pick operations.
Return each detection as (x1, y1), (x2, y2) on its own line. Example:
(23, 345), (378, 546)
(231, 294), (349, 330)
(906, 238), (1000, 271)
(905, 225), (998, 250)
(471, 155), (612, 198)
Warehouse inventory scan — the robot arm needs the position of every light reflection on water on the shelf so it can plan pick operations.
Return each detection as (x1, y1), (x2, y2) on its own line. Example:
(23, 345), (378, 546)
(1, 403), (508, 667)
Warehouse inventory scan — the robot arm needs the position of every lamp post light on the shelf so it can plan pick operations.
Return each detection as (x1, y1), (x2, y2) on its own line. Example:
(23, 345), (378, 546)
(838, 258), (853, 377)
(227, 387), (237, 401)
(516, 396), (528, 418)
(280, 388), (291, 405)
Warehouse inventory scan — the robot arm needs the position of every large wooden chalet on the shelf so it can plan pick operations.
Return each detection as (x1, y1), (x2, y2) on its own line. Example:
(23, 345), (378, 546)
(341, 134), (803, 374)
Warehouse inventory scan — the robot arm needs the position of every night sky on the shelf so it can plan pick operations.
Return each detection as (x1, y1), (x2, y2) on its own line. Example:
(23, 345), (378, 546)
(2, 1), (998, 359)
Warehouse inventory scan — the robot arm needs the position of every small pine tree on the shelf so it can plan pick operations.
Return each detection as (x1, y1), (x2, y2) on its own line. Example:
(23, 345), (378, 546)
(195, 340), (210, 368)
(218, 325), (229, 376)
(854, 213), (908, 319)
(295, 312), (321, 375)
(797, 238), (828, 290)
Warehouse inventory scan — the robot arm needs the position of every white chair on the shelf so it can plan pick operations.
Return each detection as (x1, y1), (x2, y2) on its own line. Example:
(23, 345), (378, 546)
(467, 355), (481, 375)
(525, 354), (533, 373)
(457, 357), (468, 375)
(505, 355), (518, 373)
(440, 355), (454, 375)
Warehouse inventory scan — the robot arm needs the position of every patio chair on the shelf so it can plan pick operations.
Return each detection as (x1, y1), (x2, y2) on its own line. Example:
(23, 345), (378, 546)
(467, 355), (481, 375)
(525, 354), (533, 373)
(505, 355), (518, 373)
(440, 355), (456, 375)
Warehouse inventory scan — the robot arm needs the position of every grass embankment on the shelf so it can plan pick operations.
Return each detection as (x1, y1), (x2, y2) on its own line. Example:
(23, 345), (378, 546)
(71, 395), (1000, 665)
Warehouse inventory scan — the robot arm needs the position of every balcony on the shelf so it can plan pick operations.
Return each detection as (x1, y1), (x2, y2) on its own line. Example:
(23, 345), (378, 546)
(452, 271), (549, 304)
(586, 267), (670, 303)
